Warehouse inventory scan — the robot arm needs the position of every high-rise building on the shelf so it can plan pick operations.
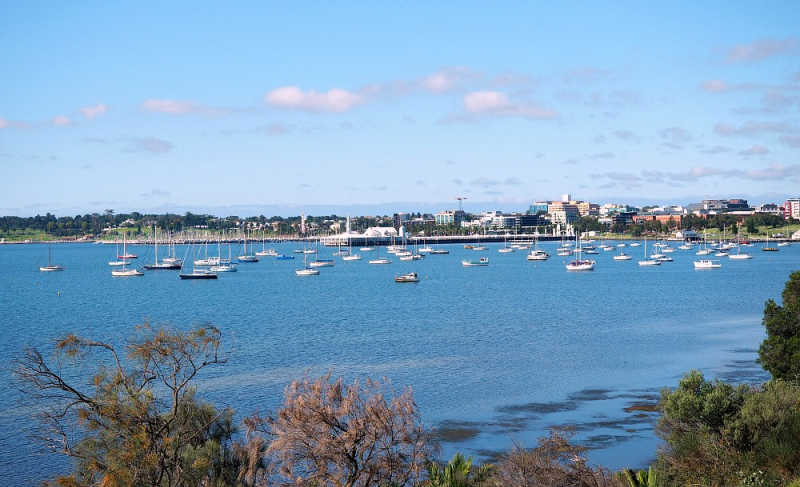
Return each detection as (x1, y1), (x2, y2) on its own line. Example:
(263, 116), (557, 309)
(786, 198), (800, 219)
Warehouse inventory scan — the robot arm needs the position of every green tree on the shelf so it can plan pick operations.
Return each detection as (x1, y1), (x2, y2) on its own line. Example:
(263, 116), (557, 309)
(758, 270), (800, 382)
(426, 453), (491, 487)
(14, 324), (243, 487)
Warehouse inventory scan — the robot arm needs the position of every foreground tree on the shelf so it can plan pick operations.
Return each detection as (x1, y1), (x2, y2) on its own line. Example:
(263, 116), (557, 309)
(14, 324), (242, 487)
(489, 431), (615, 487)
(759, 270), (800, 382)
(425, 453), (491, 487)
(242, 372), (430, 487)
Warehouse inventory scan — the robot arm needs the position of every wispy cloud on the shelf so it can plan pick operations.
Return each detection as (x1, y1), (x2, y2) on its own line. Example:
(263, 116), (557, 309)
(265, 86), (363, 113)
(140, 188), (170, 198)
(588, 152), (614, 159)
(724, 38), (798, 63)
(80, 103), (107, 119)
(468, 177), (523, 188)
(780, 135), (800, 147)
(714, 121), (797, 136)
(594, 163), (800, 185)
(699, 145), (732, 154)
(422, 67), (477, 93)
(446, 90), (557, 122)
(52, 115), (71, 126)
(142, 98), (229, 116)
(613, 129), (640, 142)
(125, 137), (173, 154)
(0, 118), (8, 129)
(738, 144), (769, 156)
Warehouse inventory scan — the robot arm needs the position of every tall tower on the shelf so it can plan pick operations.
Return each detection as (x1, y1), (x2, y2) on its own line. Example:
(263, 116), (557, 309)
(301, 213), (306, 235)
(346, 216), (351, 234)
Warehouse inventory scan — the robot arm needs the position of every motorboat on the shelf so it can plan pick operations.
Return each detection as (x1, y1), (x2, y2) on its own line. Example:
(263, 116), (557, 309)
(295, 267), (320, 276)
(394, 272), (420, 283)
(309, 259), (334, 268)
(527, 249), (550, 261)
(565, 259), (595, 271)
(462, 257), (489, 267)
(368, 258), (392, 264)
(112, 268), (144, 277)
(613, 252), (632, 261)
(179, 269), (218, 279)
(342, 254), (362, 261)
(694, 259), (721, 269)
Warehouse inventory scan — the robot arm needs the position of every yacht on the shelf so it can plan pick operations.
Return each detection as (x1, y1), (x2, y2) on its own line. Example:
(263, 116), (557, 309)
(462, 257), (489, 267)
(527, 249), (550, 261)
(360, 246), (375, 252)
(498, 247), (514, 253)
(565, 259), (595, 271)
(613, 252), (632, 261)
(143, 228), (181, 270)
(472, 245), (488, 251)
(778, 241), (791, 247)
(694, 259), (722, 269)
(430, 248), (449, 255)
(629, 242), (641, 247)
(342, 253), (362, 261)
(394, 272), (420, 283)
(368, 246), (391, 264)
(638, 238), (661, 266)
(209, 263), (238, 272)
(112, 268), (145, 277)
(296, 252), (320, 276)
(418, 245), (433, 254)
(179, 269), (218, 279)
(40, 244), (64, 272)
(309, 259), (334, 268)
(238, 232), (259, 262)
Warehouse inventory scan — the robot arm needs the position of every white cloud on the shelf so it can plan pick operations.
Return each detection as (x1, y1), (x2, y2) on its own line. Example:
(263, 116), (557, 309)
(701, 80), (730, 93)
(52, 115), (71, 126)
(714, 121), (797, 136)
(725, 38), (798, 63)
(80, 103), (107, 119)
(265, 86), (362, 113)
(125, 137), (173, 154)
(0, 118), (7, 129)
(422, 67), (475, 93)
(143, 99), (197, 114)
(461, 90), (556, 119)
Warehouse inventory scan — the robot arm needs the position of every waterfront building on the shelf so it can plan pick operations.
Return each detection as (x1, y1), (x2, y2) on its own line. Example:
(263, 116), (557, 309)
(434, 210), (465, 226)
(755, 203), (783, 216)
(548, 201), (580, 225)
(785, 198), (800, 219)
(528, 202), (550, 215)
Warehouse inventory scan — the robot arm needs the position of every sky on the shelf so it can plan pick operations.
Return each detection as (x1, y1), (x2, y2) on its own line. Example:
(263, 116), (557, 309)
(1, 1), (799, 216)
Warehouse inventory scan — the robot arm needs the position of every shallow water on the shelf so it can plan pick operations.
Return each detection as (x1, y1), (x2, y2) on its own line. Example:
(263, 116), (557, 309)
(1, 241), (794, 483)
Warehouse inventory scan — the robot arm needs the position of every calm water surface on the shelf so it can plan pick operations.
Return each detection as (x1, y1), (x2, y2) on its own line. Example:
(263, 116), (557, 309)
(1, 241), (796, 484)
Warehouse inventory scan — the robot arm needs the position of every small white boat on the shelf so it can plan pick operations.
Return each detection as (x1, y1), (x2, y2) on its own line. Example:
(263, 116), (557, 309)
(565, 259), (595, 271)
(418, 246), (433, 254)
(694, 259), (721, 269)
(656, 256), (673, 262)
(556, 249), (571, 256)
(302, 249), (317, 254)
(527, 249), (550, 261)
(368, 258), (392, 264)
(430, 249), (449, 255)
(472, 246), (488, 251)
(256, 249), (278, 257)
(394, 272), (419, 283)
(678, 244), (693, 250)
(713, 251), (728, 257)
(613, 252), (632, 261)
(309, 259), (334, 268)
(395, 250), (412, 257)
(112, 268), (144, 277)
(629, 242), (641, 247)
(108, 260), (127, 267)
(360, 247), (375, 252)
(342, 254), (362, 261)
(601, 245), (614, 251)
(649, 253), (666, 259)
(209, 263), (237, 272)
(778, 242), (791, 247)
(238, 255), (259, 262)
(498, 247), (514, 253)
(295, 267), (320, 276)
(696, 249), (712, 256)
(617, 243), (626, 247)
(728, 253), (752, 260)
(662, 247), (675, 253)
(462, 257), (489, 267)
(638, 259), (661, 266)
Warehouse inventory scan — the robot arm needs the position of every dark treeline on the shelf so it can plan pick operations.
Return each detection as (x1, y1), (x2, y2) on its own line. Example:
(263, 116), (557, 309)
(13, 271), (800, 486)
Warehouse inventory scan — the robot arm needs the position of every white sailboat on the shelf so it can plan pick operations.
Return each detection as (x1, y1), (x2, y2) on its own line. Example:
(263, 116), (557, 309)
(368, 245), (391, 264)
(144, 227), (181, 270)
(39, 243), (64, 271)
(111, 233), (144, 276)
(296, 251), (320, 276)
(238, 230), (259, 262)
(638, 238), (661, 266)
(565, 236), (595, 271)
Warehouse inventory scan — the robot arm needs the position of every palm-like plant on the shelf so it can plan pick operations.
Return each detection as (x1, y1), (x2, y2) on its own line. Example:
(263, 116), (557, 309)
(621, 466), (659, 487)
(427, 453), (491, 487)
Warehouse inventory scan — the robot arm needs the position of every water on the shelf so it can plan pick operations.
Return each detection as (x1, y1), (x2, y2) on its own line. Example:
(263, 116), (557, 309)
(1, 241), (795, 484)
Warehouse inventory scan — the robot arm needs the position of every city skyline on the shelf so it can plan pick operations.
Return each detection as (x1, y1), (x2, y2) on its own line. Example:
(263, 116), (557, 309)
(2, 2), (799, 216)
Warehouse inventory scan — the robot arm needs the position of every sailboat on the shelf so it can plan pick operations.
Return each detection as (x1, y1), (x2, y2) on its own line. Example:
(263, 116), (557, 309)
(238, 230), (259, 262)
(638, 238), (661, 266)
(342, 234), (361, 261)
(144, 227), (181, 270)
(161, 232), (182, 266)
(498, 234), (514, 253)
(209, 241), (238, 272)
(39, 243), (64, 271)
(526, 236), (549, 261)
(111, 233), (144, 276)
(565, 235), (595, 271)
(179, 244), (218, 279)
(108, 239), (127, 266)
(295, 251), (320, 276)
(762, 233), (778, 252)
(368, 245), (391, 264)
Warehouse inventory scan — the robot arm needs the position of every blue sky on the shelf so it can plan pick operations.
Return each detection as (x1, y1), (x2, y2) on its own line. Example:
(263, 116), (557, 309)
(1, 1), (799, 216)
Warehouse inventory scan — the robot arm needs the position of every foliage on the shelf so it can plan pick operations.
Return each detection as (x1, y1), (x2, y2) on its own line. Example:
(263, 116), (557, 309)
(488, 431), (615, 487)
(13, 324), (241, 487)
(425, 453), (491, 487)
(618, 466), (658, 487)
(241, 372), (430, 487)
(758, 270), (800, 382)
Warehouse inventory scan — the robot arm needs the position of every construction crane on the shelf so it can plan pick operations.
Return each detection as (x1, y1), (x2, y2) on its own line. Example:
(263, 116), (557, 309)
(455, 196), (467, 212)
